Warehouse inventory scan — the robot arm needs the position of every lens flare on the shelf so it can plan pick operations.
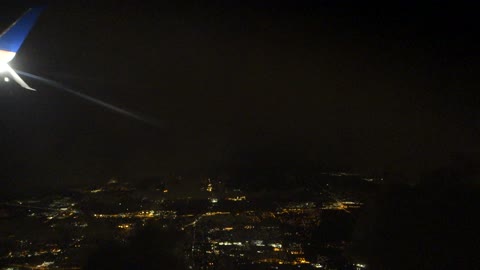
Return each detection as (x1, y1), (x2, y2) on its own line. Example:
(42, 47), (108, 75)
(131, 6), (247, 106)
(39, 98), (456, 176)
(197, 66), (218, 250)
(15, 70), (162, 128)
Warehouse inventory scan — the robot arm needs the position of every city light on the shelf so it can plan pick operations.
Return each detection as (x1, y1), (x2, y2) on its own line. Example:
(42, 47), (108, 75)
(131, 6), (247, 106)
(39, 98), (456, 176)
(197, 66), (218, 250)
(2, 175), (368, 269)
(355, 263), (367, 269)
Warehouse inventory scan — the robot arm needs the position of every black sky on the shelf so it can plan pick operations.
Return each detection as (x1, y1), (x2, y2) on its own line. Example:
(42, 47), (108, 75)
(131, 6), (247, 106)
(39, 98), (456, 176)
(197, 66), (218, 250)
(1, 0), (479, 190)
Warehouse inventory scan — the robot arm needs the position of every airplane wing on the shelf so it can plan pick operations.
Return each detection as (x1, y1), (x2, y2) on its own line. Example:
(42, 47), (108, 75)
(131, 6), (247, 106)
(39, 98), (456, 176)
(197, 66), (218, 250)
(0, 7), (44, 90)
(0, 7), (45, 53)
(4, 63), (35, 90)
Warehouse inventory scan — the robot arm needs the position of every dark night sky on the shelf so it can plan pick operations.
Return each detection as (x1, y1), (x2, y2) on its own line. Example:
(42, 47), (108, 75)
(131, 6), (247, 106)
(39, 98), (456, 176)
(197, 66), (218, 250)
(1, 1), (479, 190)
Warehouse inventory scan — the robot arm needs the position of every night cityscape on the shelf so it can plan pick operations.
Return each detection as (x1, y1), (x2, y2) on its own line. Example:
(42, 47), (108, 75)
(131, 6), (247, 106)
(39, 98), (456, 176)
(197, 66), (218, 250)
(1, 173), (375, 269)
(1, 1), (479, 269)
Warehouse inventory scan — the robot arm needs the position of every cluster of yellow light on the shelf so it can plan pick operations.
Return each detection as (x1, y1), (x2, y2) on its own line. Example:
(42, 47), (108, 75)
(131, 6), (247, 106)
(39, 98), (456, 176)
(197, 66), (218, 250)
(117, 224), (133, 229)
(269, 243), (282, 248)
(280, 209), (298, 213)
(163, 189), (169, 193)
(223, 227), (233, 231)
(261, 212), (276, 219)
(322, 201), (363, 210)
(204, 211), (230, 216)
(290, 250), (304, 255)
(90, 188), (103, 193)
(257, 258), (284, 264)
(273, 247), (282, 252)
(36, 261), (55, 268)
(322, 202), (344, 210)
(342, 201), (363, 208)
(225, 196), (246, 201)
(244, 225), (255, 229)
(93, 210), (176, 219)
(256, 257), (310, 266)
(32, 248), (62, 257)
(278, 208), (308, 214)
(97, 213), (134, 218)
(33, 250), (49, 256)
(135, 210), (155, 218)
(293, 257), (310, 264)
(5, 247), (63, 260)
(206, 183), (213, 192)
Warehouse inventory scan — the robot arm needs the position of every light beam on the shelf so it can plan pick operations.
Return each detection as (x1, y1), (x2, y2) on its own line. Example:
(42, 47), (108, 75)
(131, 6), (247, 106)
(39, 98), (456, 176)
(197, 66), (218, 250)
(15, 70), (162, 128)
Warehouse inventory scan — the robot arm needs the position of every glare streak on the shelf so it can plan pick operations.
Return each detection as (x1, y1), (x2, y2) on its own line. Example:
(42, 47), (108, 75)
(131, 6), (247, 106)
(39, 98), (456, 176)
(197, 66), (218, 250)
(15, 70), (162, 127)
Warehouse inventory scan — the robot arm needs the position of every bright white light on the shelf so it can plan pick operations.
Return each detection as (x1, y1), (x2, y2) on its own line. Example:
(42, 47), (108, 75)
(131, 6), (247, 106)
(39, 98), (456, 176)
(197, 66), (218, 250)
(4, 77), (9, 82)
(252, 240), (265, 246)
(0, 63), (7, 72)
(2, 66), (35, 90)
(0, 50), (16, 63)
